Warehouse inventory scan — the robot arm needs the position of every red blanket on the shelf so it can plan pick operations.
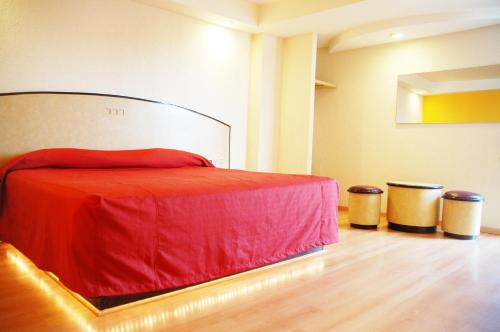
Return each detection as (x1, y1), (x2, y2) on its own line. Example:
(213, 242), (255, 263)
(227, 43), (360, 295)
(0, 149), (339, 297)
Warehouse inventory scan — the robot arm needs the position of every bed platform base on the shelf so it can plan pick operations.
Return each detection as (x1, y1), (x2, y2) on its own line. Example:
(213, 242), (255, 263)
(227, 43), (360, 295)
(43, 246), (325, 316)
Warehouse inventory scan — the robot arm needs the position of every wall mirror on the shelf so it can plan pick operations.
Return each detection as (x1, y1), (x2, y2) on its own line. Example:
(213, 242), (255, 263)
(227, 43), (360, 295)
(396, 64), (500, 124)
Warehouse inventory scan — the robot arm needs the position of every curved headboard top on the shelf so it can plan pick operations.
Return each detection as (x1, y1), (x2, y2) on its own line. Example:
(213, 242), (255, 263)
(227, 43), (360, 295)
(0, 92), (230, 168)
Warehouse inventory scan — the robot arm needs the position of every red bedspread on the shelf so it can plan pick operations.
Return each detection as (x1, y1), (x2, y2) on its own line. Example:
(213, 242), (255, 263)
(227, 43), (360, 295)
(0, 149), (339, 297)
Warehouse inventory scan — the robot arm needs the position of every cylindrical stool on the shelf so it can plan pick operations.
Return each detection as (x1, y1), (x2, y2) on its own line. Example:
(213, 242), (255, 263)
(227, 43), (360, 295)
(387, 181), (443, 233)
(442, 191), (483, 240)
(348, 185), (383, 230)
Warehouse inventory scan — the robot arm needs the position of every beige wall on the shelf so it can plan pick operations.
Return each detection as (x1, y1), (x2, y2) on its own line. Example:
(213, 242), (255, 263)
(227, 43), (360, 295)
(0, 0), (250, 168)
(247, 32), (317, 174)
(313, 25), (500, 228)
(246, 34), (283, 172)
(279, 33), (318, 174)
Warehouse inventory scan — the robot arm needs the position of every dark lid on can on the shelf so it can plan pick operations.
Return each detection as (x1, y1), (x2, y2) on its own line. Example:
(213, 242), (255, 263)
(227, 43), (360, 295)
(442, 191), (483, 202)
(348, 185), (383, 194)
(387, 181), (443, 190)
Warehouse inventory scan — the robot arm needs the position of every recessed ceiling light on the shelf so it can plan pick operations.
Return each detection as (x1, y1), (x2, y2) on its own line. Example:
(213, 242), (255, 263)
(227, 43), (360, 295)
(391, 33), (405, 40)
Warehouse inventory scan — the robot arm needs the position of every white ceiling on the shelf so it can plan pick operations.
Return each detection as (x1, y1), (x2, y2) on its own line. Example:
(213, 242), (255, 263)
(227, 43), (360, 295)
(137, 0), (500, 52)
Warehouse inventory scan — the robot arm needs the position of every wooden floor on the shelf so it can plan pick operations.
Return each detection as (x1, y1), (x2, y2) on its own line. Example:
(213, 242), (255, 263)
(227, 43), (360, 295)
(1, 211), (499, 332)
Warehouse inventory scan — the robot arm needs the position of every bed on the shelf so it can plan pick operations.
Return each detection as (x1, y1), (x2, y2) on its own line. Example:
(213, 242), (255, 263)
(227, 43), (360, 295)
(0, 92), (339, 312)
(0, 148), (339, 309)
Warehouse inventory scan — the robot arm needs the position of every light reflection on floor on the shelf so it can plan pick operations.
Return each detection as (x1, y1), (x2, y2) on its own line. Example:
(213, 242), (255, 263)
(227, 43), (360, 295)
(6, 249), (97, 332)
(6, 247), (325, 332)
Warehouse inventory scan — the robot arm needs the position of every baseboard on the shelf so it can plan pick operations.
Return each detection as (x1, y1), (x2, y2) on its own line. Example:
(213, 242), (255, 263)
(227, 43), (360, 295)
(481, 226), (500, 235)
(339, 206), (499, 236)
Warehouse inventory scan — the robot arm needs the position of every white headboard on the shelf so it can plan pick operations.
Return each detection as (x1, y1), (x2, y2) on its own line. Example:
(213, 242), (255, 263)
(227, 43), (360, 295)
(0, 92), (230, 168)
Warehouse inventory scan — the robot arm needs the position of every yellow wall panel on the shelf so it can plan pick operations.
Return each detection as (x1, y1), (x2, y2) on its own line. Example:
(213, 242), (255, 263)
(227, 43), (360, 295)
(422, 89), (500, 123)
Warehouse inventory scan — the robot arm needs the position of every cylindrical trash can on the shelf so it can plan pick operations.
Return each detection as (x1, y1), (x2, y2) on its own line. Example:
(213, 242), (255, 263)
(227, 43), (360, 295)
(386, 181), (443, 233)
(442, 191), (483, 240)
(347, 185), (383, 229)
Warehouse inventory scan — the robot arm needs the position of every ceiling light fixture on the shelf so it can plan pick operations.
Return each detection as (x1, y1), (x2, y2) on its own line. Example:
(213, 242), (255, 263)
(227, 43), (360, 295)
(391, 32), (405, 40)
